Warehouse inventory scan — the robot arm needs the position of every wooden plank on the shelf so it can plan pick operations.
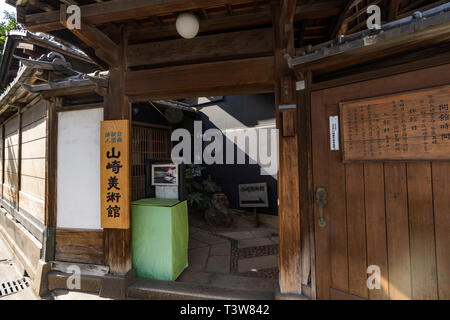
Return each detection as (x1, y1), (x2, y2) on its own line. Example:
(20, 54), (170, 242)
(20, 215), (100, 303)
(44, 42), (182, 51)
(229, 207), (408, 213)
(125, 1), (343, 43)
(21, 100), (46, 128)
(345, 163), (368, 298)
(20, 175), (45, 199)
(311, 91), (331, 299)
(100, 120), (130, 229)
(273, 4), (301, 295)
(21, 138), (46, 159)
(55, 229), (104, 265)
(4, 172), (19, 188)
(25, 1), (344, 33)
(45, 98), (57, 228)
(297, 85), (311, 289)
(125, 57), (275, 98)
(406, 162), (438, 299)
(384, 162), (412, 300)
(431, 162), (450, 300)
(340, 85), (450, 161)
(19, 191), (45, 223)
(51, 261), (109, 277)
(330, 287), (366, 300)
(5, 145), (19, 162)
(279, 0), (297, 49)
(328, 126), (348, 293)
(127, 28), (273, 67)
(292, 20), (450, 76)
(364, 162), (388, 299)
(104, 29), (133, 276)
(3, 184), (18, 206)
(21, 158), (46, 179)
(21, 119), (46, 144)
(60, 4), (119, 66)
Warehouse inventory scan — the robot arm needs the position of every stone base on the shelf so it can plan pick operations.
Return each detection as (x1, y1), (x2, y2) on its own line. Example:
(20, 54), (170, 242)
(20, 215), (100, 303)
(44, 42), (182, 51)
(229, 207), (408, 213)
(99, 269), (136, 300)
(275, 286), (310, 300)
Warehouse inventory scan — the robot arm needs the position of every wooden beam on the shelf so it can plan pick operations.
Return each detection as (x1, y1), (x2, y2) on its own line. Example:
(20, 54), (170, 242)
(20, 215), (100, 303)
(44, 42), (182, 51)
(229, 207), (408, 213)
(127, 28), (273, 67)
(45, 100), (59, 220)
(293, 19), (450, 76)
(40, 84), (100, 98)
(272, 3), (303, 295)
(124, 56), (275, 98)
(330, 0), (362, 39)
(279, 0), (297, 49)
(388, 0), (400, 21)
(60, 4), (119, 66)
(104, 27), (132, 275)
(23, 0), (344, 33)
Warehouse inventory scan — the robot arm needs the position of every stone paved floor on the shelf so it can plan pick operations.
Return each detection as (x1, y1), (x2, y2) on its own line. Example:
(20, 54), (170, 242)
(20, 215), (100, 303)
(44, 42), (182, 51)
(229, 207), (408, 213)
(0, 235), (37, 300)
(177, 211), (279, 289)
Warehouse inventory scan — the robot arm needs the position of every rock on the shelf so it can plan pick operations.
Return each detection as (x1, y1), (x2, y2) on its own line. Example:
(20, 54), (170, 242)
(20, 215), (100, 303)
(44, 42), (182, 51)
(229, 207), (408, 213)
(204, 193), (233, 227)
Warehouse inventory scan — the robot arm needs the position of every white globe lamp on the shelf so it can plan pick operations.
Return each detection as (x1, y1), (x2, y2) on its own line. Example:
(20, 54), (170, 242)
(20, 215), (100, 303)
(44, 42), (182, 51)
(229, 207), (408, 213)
(176, 13), (200, 39)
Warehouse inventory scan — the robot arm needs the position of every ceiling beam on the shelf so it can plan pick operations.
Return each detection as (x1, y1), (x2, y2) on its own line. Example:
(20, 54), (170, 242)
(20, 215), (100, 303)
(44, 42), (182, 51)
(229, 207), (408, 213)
(279, 0), (297, 49)
(125, 56), (274, 99)
(330, 0), (362, 39)
(60, 4), (119, 66)
(22, 0), (344, 33)
(388, 0), (400, 21)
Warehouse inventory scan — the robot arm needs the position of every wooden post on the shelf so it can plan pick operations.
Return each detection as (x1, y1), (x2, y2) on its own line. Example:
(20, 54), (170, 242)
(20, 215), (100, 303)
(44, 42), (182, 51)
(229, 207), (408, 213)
(44, 97), (59, 261)
(272, 4), (303, 295)
(103, 28), (132, 275)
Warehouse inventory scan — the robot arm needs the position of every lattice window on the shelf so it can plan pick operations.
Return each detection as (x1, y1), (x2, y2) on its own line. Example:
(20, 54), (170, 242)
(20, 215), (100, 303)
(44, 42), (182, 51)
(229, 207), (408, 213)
(131, 124), (172, 201)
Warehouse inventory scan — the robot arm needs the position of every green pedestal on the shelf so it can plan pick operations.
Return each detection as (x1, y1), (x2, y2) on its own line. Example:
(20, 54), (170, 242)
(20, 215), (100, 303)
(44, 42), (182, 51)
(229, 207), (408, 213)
(131, 198), (188, 281)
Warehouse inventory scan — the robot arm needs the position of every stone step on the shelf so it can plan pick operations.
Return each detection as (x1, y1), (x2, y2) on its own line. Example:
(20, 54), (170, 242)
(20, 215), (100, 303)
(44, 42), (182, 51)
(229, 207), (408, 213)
(177, 271), (279, 293)
(48, 271), (102, 294)
(127, 277), (275, 300)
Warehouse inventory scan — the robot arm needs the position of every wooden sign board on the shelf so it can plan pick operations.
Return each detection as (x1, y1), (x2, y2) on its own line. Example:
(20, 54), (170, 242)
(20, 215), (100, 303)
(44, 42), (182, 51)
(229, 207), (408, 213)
(340, 85), (450, 162)
(100, 120), (130, 229)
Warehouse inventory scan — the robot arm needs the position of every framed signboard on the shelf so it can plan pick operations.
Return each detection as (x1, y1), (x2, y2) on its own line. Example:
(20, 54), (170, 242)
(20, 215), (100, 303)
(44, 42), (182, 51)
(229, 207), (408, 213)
(100, 120), (130, 229)
(340, 85), (450, 162)
(238, 183), (269, 208)
(151, 164), (178, 186)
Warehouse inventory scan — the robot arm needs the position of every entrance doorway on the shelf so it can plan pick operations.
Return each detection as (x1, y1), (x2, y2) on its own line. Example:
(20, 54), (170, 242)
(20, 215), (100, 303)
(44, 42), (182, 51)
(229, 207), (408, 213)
(130, 93), (281, 296)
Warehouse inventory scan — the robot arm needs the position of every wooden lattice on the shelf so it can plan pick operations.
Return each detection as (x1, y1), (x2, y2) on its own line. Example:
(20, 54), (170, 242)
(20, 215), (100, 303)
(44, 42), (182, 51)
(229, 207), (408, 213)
(131, 124), (172, 201)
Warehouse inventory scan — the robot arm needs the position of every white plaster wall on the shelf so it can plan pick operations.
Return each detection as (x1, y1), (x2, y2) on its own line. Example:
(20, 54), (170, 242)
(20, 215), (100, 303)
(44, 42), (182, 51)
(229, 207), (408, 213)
(57, 108), (103, 230)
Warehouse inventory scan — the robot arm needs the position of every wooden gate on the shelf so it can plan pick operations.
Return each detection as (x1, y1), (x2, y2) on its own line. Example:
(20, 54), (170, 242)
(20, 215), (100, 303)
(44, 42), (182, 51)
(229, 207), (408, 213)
(311, 64), (450, 300)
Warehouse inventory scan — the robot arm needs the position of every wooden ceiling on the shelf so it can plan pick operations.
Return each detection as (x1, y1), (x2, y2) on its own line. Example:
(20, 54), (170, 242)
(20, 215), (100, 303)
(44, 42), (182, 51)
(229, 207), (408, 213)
(8, 0), (446, 66)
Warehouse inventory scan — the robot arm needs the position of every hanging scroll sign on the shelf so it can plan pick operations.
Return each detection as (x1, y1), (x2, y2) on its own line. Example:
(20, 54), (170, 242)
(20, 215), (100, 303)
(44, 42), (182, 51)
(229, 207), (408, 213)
(100, 120), (130, 229)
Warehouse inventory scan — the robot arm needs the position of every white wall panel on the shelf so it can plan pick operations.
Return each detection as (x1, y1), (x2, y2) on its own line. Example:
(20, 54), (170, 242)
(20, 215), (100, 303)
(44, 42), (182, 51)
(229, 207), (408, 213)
(57, 108), (103, 230)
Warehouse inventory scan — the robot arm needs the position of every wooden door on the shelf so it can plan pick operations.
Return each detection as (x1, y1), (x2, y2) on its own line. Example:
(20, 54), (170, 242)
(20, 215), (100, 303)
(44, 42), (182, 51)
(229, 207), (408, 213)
(311, 64), (450, 300)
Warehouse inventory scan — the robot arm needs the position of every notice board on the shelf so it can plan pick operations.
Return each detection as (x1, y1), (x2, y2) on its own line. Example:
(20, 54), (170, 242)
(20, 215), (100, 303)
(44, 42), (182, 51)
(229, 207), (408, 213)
(340, 85), (450, 162)
(101, 120), (130, 229)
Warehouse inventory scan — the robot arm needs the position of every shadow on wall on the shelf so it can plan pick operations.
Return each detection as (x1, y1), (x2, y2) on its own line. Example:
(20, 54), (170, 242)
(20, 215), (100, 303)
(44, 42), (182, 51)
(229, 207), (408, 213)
(183, 93), (279, 216)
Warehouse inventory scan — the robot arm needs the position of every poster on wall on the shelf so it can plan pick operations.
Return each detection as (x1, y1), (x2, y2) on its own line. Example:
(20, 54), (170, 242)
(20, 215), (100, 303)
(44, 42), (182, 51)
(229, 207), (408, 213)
(152, 164), (178, 186)
(100, 120), (130, 229)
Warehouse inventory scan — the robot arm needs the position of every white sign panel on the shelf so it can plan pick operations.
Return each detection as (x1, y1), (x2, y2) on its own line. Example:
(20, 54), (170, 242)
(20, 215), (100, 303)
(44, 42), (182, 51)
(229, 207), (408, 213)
(57, 108), (103, 230)
(155, 186), (179, 200)
(238, 183), (269, 208)
(329, 116), (340, 151)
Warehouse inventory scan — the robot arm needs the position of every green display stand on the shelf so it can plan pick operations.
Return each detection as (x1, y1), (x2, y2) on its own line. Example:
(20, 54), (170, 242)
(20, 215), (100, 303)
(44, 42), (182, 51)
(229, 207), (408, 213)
(131, 198), (188, 281)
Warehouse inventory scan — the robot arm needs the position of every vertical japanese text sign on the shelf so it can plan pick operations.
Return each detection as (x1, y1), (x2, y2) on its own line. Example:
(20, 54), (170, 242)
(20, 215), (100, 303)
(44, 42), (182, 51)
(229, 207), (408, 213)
(100, 120), (130, 229)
